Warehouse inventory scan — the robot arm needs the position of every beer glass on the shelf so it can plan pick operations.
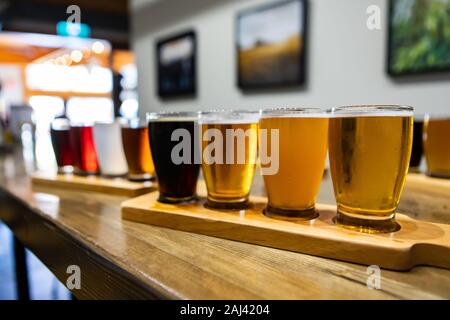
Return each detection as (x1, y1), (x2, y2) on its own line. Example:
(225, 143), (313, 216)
(147, 111), (200, 203)
(199, 110), (259, 209)
(259, 108), (329, 220)
(409, 115), (424, 172)
(328, 105), (413, 233)
(423, 114), (450, 178)
(69, 123), (100, 175)
(121, 118), (155, 181)
(93, 120), (128, 177)
(50, 118), (74, 174)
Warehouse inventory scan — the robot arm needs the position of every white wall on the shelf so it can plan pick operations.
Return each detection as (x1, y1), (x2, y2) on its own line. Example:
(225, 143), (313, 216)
(131, 0), (450, 116)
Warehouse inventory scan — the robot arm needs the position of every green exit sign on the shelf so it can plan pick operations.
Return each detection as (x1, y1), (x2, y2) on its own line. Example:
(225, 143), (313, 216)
(57, 21), (91, 38)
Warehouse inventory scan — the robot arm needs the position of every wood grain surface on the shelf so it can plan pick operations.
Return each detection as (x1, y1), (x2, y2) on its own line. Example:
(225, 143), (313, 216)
(31, 171), (156, 197)
(399, 173), (450, 225)
(122, 192), (450, 271)
(1, 151), (450, 299)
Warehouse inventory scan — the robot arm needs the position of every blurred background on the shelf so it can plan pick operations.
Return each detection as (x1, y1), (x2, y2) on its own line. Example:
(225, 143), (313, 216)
(0, 0), (449, 299)
(0, 0), (134, 299)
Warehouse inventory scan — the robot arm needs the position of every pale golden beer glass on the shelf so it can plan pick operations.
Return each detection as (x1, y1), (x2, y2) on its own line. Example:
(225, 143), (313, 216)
(259, 108), (329, 220)
(423, 115), (450, 178)
(200, 110), (259, 209)
(328, 105), (413, 233)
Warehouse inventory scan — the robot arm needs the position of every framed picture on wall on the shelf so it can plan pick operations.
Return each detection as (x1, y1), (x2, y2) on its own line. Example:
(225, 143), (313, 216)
(156, 30), (196, 98)
(236, 0), (307, 89)
(388, 0), (450, 76)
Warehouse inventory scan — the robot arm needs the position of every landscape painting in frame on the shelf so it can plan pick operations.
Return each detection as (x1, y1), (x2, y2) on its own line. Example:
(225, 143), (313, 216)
(156, 31), (196, 98)
(237, 0), (307, 89)
(388, 0), (450, 76)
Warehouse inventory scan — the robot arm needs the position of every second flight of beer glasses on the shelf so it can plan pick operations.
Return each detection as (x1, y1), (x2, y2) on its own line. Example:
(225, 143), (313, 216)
(259, 108), (329, 220)
(93, 120), (128, 177)
(199, 110), (259, 209)
(328, 105), (413, 233)
(121, 118), (155, 181)
(69, 122), (100, 175)
(147, 111), (200, 204)
(50, 118), (74, 174)
(423, 114), (450, 179)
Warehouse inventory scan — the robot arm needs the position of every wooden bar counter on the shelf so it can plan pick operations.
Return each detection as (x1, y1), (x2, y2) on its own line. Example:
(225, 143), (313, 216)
(1, 150), (450, 299)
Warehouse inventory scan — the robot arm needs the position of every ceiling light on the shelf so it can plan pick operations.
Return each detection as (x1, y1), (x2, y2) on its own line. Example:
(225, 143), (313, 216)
(92, 41), (105, 54)
(70, 50), (83, 63)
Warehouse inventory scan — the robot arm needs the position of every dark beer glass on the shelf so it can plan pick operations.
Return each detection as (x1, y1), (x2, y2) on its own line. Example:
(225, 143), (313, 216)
(69, 123), (100, 175)
(50, 118), (74, 173)
(147, 111), (200, 203)
(409, 116), (424, 172)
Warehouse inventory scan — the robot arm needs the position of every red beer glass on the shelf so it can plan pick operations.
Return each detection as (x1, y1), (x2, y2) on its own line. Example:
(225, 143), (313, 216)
(69, 123), (99, 175)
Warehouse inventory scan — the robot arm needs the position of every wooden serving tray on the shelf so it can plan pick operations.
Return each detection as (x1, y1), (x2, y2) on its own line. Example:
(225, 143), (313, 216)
(406, 173), (450, 197)
(122, 192), (450, 271)
(32, 171), (156, 197)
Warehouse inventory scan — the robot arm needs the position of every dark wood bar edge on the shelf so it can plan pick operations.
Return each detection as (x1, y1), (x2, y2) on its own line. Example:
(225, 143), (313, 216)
(0, 187), (173, 299)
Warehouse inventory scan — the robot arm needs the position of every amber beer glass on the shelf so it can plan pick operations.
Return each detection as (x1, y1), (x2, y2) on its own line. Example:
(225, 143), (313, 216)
(259, 108), (329, 219)
(121, 118), (155, 181)
(328, 105), (413, 233)
(423, 115), (450, 178)
(147, 111), (200, 203)
(200, 110), (259, 209)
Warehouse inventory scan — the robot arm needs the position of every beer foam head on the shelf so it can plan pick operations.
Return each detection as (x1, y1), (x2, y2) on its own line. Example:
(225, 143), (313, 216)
(120, 117), (148, 128)
(424, 113), (450, 121)
(147, 111), (200, 122)
(199, 109), (260, 124)
(51, 118), (71, 130)
(329, 105), (414, 118)
(261, 107), (328, 118)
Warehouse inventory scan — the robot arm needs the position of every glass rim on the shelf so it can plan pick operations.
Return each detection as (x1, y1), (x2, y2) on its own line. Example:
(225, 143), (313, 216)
(69, 122), (95, 127)
(146, 111), (200, 122)
(330, 105), (414, 117)
(199, 109), (261, 124)
(424, 113), (450, 121)
(412, 114), (426, 121)
(94, 119), (122, 126)
(260, 107), (328, 118)
(119, 117), (147, 128)
(51, 118), (70, 130)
